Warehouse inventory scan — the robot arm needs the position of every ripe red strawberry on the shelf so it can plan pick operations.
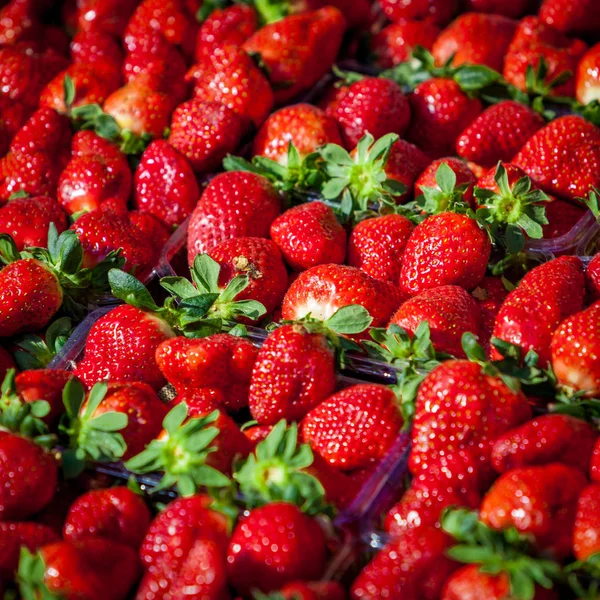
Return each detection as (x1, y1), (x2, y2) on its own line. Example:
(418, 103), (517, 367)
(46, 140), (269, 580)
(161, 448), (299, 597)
(102, 81), (174, 139)
(513, 115), (600, 203)
(0, 346), (15, 380)
(58, 131), (132, 215)
(16, 538), (140, 600)
(168, 99), (245, 174)
(252, 103), (343, 165)
(491, 256), (585, 366)
(545, 200), (587, 239)
(9, 106), (71, 159)
(347, 214), (414, 284)
(576, 42), (600, 105)
(587, 253), (600, 302)
(227, 502), (327, 596)
(0, 96), (28, 157)
(133, 140), (199, 227)
(0, 0), (41, 46)
(76, 0), (138, 36)
(372, 20), (441, 69)
(248, 324), (337, 425)
(491, 414), (598, 475)
(390, 285), (482, 358)
(456, 101), (545, 169)
(242, 7), (346, 104)
(463, 0), (528, 16)
(15, 369), (74, 425)
(471, 276), (509, 352)
(0, 522), (58, 581)
(480, 463), (587, 559)
(410, 359), (532, 487)
(187, 171), (281, 259)
(351, 526), (457, 599)
(551, 301), (600, 396)
(0, 195), (66, 250)
(272, 581), (346, 600)
(74, 304), (175, 390)
(325, 77), (411, 149)
(379, 0), (456, 25)
(399, 212), (490, 295)
(187, 45), (274, 129)
(432, 13), (517, 71)
(0, 151), (63, 202)
(63, 486), (151, 549)
(70, 30), (123, 66)
(0, 430), (57, 520)
(156, 334), (258, 413)
(414, 157), (476, 205)
(406, 78), (483, 158)
(573, 483), (600, 561)
(270, 202), (346, 271)
(195, 4), (258, 58)
(539, 0), (600, 36)
(302, 383), (404, 471)
(282, 264), (404, 332)
(40, 62), (120, 114)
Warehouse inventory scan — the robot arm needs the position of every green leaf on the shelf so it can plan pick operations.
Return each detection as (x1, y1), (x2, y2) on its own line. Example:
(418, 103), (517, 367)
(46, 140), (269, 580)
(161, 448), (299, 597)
(324, 305), (373, 335)
(61, 377), (85, 419)
(163, 402), (189, 435)
(82, 382), (108, 418)
(0, 233), (20, 264)
(63, 74), (75, 107)
(453, 64), (501, 91)
(191, 254), (221, 294)
(108, 269), (159, 311)
(90, 411), (128, 432)
(435, 162), (457, 195)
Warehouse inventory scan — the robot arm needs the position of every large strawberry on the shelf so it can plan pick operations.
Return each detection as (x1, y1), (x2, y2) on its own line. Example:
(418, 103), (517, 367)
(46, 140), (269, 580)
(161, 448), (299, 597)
(539, 0), (600, 37)
(70, 30), (123, 67)
(187, 171), (281, 260)
(414, 157), (477, 205)
(76, 0), (138, 36)
(0, 96), (28, 156)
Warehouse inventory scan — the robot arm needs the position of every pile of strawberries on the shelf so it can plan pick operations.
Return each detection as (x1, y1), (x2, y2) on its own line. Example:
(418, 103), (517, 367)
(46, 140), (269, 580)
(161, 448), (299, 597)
(1, 0), (600, 598)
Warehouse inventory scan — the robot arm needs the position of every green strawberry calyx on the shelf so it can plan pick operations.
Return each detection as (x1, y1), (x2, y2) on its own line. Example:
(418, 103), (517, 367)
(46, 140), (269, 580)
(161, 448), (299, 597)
(125, 402), (231, 497)
(442, 508), (563, 600)
(58, 378), (128, 478)
(415, 162), (472, 216)
(234, 420), (331, 517)
(16, 547), (61, 600)
(12, 317), (73, 370)
(565, 552), (600, 599)
(196, 0), (289, 26)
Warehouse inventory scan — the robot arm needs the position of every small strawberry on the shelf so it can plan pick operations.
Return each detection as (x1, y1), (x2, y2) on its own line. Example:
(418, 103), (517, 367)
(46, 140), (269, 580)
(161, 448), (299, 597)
(76, 0), (138, 36)
(576, 42), (600, 105)
(242, 7), (346, 104)
(456, 101), (545, 169)
(70, 30), (123, 67)
(156, 333), (258, 413)
(187, 170), (281, 259)
(168, 99), (245, 174)
(539, 0), (600, 37)
(389, 285), (482, 358)
(406, 78), (483, 158)
(372, 20), (441, 69)
(0, 96), (29, 157)
(432, 12), (517, 71)
(414, 157), (476, 205)
(347, 214), (414, 284)
(573, 483), (600, 561)
(187, 44), (274, 129)
(0, 195), (67, 250)
(480, 463), (588, 559)
(63, 486), (151, 549)
(378, 0), (456, 26)
(270, 202), (346, 271)
(134, 140), (200, 227)
(227, 502), (328, 596)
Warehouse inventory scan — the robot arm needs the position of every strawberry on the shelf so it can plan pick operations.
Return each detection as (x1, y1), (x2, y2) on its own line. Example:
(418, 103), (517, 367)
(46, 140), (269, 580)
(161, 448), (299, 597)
(0, 430), (57, 520)
(573, 483), (600, 561)
(195, 3), (258, 58)
(551, 301), (600, 397)
(587, 253), (600, 302)
(156, 333), (258, 413)
(432, 13), (517, 71)
(372, 20), (441, 69)
(456, 101), (545, 169)
(9, 106), (71, 159)
(0, 347), (15, 380)
(248, 323), (337, 425)
(253, 103), (343, 165)
(16, 538), (140, 600)
(270, 202), (346, 271)
(270, 582), (346, 600)
(463, 0), (529, 17)
(399, 212), (491, 295)
(187, 44), (274, 129)
(58, 131), (132, 215)
(325, 77), (411, 149)
(0, 522), (58, 581)
(134, 140), (199, 227)
(378, 0), (456, 26)
(0, 0), (41, 46)
(187, 171), (281, 259)
(70, 30), (123, 67)
(406, 78), (483, 158)
(542, 199), (586, 239)
(0, 195), (66, 250)
(351, 526), (457, 599)
(227, 502), (327, 596)
(414, 157), (476, 205)
(389, 285), (482, 358)
(242, 7), (346, 104)
(63, 486), (151, 549)
(480, 463), (588, 559)
(491, 256), (585, 367)
(410, 357), (532, 488)
(347, 214), (414, 284)
(471, 276), (509, 352)
(282, 264), (404, 332)
(0, 96), (28, 157)
(0, 151), (64, 202)
(76, 0), (138, 36)
(301, 383), (404, 471)
(168, 99), (245, 174)
(576, 42), (600, 105)
(538, 0), (600, 36)
(513, 115), (600, 203)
